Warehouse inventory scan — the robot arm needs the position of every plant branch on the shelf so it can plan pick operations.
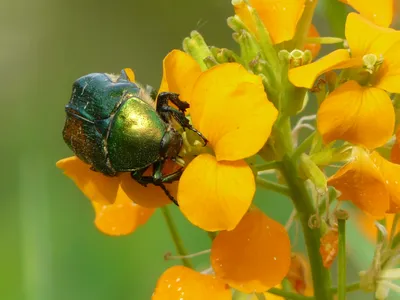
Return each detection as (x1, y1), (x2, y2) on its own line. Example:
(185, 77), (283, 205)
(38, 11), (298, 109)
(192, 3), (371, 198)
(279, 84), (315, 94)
(256, 176), (291, 197)
(161, 206), (193, 269)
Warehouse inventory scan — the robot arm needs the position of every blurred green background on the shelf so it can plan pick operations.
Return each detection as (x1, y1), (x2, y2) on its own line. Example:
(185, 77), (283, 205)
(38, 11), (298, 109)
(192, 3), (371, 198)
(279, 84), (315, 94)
(1, 0), (399, 299)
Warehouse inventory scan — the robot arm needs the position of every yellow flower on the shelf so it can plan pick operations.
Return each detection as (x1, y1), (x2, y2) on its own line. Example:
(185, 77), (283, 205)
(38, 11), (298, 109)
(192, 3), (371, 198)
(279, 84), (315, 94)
(233, 0), (306, 44)
(56, 157), (159, 236)
(340, 0), (394, 27)
(391, 127), (400, 163)
(152, 209), (291, 298)
(289, 13), (400, 149)
(57, 50), (278, 234)
(232, 0), (321, 58)
(165, 52), (278, 231)
(152, 265), (231, 300)
(304, 24), (321, 59)
(328, 146), (400, 218)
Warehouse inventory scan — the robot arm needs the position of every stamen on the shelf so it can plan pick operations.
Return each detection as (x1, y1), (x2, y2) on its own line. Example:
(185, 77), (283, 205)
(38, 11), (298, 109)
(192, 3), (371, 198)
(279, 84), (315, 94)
(292, 114), (316, 146)
(383, 281), (400, 293)
(285, 209), (297, 231)
(363, 54), (384, 74)
(374, 221), (388, 240)
(380, 268), (400, 280)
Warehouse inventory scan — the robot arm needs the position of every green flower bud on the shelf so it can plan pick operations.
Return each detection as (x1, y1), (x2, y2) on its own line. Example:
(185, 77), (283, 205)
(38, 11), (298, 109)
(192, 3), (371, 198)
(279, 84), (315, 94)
(279, 49), (312, 68)
(183, 31), (214, 71)
(210, 46), (241, 64)
(300, 153), (327, 193)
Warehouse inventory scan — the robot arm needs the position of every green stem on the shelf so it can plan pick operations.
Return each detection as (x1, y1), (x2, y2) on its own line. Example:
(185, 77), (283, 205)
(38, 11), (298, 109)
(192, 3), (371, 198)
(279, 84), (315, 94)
(256, 176), (291, 197)
(275, 117), (333, 300)
(254, 160), (282, 172)
(377, 218), (387, 243)
(255, 293), (266, 300)
(305, 37), (344, 44)
(338, 215), (347, 300)
(389, 214), (400, 244)
(293, 132), (316, 159)
(331, 282), (360, 293)
(292, 0), (319, 50)
(267, 288), (314, 300)
(161, 206), (193, 269)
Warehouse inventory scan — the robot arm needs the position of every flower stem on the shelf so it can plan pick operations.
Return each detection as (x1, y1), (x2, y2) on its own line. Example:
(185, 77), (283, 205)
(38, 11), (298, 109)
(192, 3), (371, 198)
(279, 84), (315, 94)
(389, 214), (400, 244)
(256, 176), (290, 196)
(305, 37), (344, 44)
(161, 206), (193, 269)
(255, 293), (266, 300)
(337, 211), (348, 300)
(331, 282), (360, 293)
(292, 0), (319, 50)
(293, 132), (316, 159)
(276, 117), (333, 300)
(254, 160), (282, 172)
(267, 288), (314, 300)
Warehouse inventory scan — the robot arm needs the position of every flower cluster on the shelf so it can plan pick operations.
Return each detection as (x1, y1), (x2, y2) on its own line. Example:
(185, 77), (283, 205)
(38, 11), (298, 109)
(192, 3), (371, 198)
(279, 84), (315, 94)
(57, 0), (400, 299)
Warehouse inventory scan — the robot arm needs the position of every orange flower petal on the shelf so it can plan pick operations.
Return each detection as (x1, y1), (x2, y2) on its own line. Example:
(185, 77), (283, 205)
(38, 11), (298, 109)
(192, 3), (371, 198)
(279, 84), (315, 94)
(304, 24), (321, 59)
(190, 63), (277, 161)
(56, 156), (119, 205)
(341, 1), (393, 27)
(286, 253), (313, 296)
(356, 212), (400, 241)
(122, 68), (136, 82)
(288, 49), (360, 89)
(211, 209), (291, 293)
(234, 0), (305, 44)
(319, 229), (339, 268)
(375, 40), (400, 93)
(120, 172), (176, 208)
(388, 200), (400, 213)
(328, 147), (389, 218)
(57, 156), (154, 235)
(92, 186), (155, 236)
(317, 80), (394, 149)
(391, 132), (400, 163)
(178, 154), (255, 231)
(345, 13), (400, 58)
(355, 212), (377, 241)
(152, 266), (231, 300)
(158, 49), (202, 104)
(370, 151), (400, 207)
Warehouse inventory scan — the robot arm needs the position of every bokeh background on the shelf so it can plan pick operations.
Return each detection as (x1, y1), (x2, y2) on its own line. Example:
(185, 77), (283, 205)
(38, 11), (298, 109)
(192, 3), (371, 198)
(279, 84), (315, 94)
(2, 0), (399, 299)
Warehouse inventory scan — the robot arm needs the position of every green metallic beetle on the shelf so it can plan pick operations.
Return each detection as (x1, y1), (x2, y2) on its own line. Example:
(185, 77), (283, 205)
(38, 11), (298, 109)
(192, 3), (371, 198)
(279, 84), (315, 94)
(62, 69), (206, 205)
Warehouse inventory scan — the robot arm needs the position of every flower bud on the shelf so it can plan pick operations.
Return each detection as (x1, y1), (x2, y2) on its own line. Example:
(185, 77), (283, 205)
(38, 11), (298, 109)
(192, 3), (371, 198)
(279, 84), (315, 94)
(279, 49), (312, 68)
(210, 47), (240, 64)
(300, 154), (327, 193)
(183, 31), (214, 71)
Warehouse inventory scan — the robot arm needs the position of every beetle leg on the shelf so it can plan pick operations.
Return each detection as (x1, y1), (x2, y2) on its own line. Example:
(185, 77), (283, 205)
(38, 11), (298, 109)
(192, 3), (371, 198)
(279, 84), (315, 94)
(130, 162), (182, 206)
(130, 166), (152, 187)
(156, 92), (189, 113)
(152, 161), (182, 206)
(158, 105), (208, 146)
(156, 92), (208, 145)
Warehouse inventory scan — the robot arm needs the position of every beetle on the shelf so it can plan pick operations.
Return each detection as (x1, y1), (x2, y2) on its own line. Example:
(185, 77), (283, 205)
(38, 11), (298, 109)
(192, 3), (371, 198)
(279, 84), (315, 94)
(62, 68), (206, 205)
